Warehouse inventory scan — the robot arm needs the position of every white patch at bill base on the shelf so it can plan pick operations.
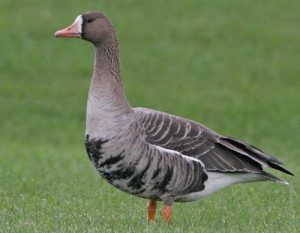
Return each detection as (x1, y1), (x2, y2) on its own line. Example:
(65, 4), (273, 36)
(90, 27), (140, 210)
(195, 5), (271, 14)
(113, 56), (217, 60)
(73, 15), (83, 33)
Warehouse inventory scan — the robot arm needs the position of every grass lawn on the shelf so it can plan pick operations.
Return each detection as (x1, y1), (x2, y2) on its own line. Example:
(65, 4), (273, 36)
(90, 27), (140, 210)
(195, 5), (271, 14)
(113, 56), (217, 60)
(1, 0), (299, 232)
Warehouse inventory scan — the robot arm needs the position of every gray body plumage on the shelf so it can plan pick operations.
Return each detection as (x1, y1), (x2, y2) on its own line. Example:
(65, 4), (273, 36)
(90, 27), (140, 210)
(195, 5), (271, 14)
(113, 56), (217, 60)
(55, 12), (292, 206)
(85, 110), (208, 203)
(85, 106), (292, 204)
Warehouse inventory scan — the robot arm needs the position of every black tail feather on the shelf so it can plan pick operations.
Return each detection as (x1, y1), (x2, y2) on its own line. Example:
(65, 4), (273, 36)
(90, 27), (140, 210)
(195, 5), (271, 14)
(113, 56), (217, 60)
(220, 136), (294, 176)
(268, 162), (294, 176)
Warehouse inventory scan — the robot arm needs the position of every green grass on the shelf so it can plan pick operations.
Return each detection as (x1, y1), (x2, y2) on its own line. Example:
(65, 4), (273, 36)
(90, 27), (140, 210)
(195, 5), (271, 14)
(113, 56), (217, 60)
(1, 0), (299, 232)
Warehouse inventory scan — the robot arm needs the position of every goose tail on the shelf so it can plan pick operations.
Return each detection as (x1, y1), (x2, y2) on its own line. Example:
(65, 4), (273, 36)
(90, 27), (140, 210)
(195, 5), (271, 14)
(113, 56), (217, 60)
(261, 171), (290, 185)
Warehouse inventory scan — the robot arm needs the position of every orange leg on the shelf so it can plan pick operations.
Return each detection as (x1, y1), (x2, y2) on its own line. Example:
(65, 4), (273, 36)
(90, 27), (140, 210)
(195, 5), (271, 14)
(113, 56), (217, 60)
(161, 205), (172, 223)
(147, 200), (157, 222)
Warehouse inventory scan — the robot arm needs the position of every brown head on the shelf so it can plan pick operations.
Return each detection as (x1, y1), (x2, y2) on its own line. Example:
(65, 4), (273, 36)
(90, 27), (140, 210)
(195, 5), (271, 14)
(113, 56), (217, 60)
(55, 12), (115, 46)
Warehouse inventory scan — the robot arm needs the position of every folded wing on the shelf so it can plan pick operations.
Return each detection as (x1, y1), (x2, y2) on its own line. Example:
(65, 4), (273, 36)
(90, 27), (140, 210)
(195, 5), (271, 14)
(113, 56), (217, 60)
(135, 107), (293, 183)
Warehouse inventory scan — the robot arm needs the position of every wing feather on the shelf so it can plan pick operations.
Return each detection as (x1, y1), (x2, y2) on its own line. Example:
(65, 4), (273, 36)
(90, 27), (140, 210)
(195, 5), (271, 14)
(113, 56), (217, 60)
(134, 107), (294, 176)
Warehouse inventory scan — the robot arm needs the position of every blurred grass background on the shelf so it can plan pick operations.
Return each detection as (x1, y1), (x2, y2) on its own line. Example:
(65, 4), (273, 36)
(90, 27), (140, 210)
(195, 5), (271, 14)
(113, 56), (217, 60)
(0, 0), (299, 232)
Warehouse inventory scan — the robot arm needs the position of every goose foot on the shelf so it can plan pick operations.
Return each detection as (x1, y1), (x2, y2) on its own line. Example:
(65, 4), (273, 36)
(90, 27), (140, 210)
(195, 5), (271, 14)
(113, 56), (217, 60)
(147, 200), (157, 222)
(161, 205), (172, 223)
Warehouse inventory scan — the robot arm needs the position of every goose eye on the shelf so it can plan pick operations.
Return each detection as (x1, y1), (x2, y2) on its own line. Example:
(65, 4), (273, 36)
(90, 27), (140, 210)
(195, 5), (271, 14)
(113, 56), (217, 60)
(87, 19), (94, 23)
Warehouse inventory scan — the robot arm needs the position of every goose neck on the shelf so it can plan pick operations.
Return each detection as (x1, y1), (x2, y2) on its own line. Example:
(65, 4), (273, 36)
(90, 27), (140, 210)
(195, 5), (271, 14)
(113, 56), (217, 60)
(86, 38), (131, 138)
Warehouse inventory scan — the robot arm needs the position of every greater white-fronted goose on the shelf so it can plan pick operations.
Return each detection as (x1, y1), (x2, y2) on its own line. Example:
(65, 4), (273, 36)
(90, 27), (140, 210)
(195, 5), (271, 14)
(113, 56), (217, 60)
(55, 12), (293, 223)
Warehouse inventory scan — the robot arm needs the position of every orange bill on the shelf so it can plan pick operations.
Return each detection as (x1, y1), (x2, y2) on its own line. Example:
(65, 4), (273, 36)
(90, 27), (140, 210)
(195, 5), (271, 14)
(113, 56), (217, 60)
(54, 24), (81, 38)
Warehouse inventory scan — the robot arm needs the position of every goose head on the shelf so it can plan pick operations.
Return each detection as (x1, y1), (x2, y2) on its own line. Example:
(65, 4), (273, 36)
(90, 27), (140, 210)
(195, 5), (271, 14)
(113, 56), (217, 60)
(55, 12), (115, 45)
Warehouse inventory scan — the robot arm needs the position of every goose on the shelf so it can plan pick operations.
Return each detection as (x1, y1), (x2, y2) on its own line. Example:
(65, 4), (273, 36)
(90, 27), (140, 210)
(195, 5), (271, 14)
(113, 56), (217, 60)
(54, 11), (293, 223)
